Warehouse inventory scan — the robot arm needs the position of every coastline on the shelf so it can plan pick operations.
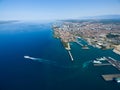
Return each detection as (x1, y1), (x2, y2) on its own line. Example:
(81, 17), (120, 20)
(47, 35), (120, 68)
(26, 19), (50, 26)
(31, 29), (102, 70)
(65, 42), (71, 50)
(113, 49), (120, 55)
(113, 45), (120, 55)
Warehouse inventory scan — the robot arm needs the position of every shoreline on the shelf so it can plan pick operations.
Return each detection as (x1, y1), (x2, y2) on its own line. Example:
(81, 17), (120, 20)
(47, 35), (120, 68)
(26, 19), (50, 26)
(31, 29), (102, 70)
(65, 42), (71, 50)
(113, 49), (120, 55)
(113, 45), (120, 55)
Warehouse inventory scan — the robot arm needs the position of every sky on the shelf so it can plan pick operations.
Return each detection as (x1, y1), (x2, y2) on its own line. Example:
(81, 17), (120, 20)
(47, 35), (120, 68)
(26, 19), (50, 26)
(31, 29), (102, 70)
(0, 0), (120, 20)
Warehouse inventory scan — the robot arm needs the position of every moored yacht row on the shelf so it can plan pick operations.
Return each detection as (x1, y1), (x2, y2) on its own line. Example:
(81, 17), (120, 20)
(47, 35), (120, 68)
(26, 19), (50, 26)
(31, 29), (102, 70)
(93, 57), (107, 64)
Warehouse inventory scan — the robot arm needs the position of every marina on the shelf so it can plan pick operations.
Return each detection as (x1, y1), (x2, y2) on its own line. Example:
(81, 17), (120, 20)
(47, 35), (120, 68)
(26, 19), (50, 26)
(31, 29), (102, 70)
(93, 57), (107, 64)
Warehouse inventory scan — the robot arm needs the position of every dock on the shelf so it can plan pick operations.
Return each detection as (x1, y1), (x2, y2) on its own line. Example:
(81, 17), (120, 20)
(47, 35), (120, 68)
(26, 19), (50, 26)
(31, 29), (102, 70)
(68, 51), (74, 61)
(94, 63), (111, 66)
(102, 74), (120, 81)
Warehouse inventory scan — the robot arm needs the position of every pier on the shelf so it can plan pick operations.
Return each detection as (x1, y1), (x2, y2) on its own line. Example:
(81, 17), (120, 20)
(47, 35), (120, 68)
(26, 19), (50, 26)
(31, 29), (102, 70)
(106, 57), (120, 71)
(68, 51), (74, 61)
(75, 41), (83, 46)
(102, 74), (120, 81)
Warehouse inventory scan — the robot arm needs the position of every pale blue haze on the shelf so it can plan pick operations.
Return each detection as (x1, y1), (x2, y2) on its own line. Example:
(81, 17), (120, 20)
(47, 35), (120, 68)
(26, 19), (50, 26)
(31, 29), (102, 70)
(0, 0), (120, 20)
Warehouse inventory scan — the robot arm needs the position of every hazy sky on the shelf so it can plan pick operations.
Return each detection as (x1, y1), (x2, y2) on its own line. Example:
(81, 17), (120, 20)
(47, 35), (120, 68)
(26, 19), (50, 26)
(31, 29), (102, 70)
(0, 0), (120, 20)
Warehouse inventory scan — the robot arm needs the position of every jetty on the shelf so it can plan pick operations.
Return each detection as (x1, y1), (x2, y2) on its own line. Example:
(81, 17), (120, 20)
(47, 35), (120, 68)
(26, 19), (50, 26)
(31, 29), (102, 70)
(68, 51), (74, 61)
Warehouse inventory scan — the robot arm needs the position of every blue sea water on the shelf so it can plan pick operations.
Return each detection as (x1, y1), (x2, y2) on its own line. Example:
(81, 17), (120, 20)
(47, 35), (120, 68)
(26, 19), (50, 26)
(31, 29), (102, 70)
(0, 21), (120, 90)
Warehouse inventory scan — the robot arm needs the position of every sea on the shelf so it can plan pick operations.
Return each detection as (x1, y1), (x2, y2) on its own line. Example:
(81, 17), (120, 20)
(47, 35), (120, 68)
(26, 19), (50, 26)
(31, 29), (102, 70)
(0, 21), (120, 90)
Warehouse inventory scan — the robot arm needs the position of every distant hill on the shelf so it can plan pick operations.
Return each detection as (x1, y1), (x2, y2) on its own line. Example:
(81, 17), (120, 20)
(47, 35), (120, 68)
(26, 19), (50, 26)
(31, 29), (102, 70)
(61, 15), (120, 22)
(0, 20), (19, 24)
(80, 15), (120, 20)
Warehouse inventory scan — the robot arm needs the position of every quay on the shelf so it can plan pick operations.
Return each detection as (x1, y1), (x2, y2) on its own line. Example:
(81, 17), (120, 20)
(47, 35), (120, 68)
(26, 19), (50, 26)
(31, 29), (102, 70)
(68, 51), (74, 61)
(102, 74), (120, 81)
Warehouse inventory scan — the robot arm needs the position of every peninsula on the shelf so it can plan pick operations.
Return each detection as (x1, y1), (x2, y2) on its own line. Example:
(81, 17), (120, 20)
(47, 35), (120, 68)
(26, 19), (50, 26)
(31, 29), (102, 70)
(53, 19), (120, 55)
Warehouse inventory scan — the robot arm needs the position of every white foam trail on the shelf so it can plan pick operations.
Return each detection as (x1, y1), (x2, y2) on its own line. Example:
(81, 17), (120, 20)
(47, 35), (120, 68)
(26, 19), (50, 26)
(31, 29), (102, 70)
(82, 60), (92, 68)
(24, 56), (84, 69)
(24, 55), (56, 65)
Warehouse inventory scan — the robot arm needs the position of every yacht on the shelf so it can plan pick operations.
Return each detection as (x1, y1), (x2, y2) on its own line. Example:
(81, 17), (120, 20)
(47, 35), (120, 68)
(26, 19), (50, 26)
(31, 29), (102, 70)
(115, 78), (120, 83)
(93, 60), (102, 64)
(96, 57), (106, 61)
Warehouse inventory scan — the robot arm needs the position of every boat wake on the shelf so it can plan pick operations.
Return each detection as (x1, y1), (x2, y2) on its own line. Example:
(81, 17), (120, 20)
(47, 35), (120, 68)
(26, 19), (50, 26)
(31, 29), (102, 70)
(24, 56), (81, 69)
(24, 56), (56, 65)
(82, 60), (92, 68)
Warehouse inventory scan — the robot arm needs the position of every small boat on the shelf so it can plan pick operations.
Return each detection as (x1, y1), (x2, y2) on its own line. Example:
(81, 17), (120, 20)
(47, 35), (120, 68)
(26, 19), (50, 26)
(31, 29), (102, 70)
(93, 60), (102, 64)
(114, 78), (120, 83)
(96, 57), (106, 61)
